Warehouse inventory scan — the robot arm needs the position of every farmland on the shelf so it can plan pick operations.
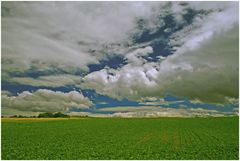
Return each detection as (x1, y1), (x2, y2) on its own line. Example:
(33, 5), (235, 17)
(1, 117), (239, 160)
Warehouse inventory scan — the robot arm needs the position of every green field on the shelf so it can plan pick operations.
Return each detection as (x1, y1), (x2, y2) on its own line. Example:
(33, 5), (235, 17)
(1, 117), (239, 160)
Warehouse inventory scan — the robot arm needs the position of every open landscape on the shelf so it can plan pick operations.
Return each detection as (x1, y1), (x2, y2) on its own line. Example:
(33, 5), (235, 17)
(1, 1), (239, 160)
(2, 117), (239, 160)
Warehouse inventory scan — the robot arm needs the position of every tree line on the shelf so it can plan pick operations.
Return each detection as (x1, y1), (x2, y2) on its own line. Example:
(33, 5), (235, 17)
(7, 112), (70, 118)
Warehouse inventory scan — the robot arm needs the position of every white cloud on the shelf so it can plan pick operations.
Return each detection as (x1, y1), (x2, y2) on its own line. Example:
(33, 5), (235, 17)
(99, 106), (161, 112)
(98, 106), (235, 118)
(82, 25), (239, 104)
(2, 2), (156, 73)
(82, 62), (159, 100)
(170, 2), (238, 54)
(1, 90), (12, 96)
(224, 97), (239, 105)
(2, 89), (93, 112)
(125, 46), (153, 65)
(9, 74), (82, 87)
(2, 2), (238, 105)
(1, 108), (40, 116)
(4, 2), (236, 74)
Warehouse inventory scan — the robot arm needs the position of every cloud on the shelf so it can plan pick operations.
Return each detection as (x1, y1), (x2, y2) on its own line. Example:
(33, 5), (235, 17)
(224, 97), (239, 106)
(169, 2), (238, 54)
(81, 63), (159, 101)
(139, 99), (185, 106)
(98, 106), (236, 117)
(2, 2), (238, 107)
(156, 26), (239, 103)
(125, 46), (153, 65)
(79, 2), (239, 104)
(8, 75), (82, 87)
(2, 1), (157, 75)
(2, 89), (93, 113)
(3, 2), (235, 75)
(1, 108), (40, 117)
(82, 25), (239, 104)
(99, 106), (162, 112)
(1, 90), (12, 96)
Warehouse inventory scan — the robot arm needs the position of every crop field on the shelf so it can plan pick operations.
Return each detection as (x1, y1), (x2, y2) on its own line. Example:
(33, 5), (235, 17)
(1, 117), (239, 160)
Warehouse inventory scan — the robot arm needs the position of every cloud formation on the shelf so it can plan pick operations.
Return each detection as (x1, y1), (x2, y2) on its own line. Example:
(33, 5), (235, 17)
(1, 2), (239, 115)
(3, 2), (236, 75)
(82, 25), (239, 104)
(2, 89), (93, 113)
(2, 1), (156, 75)
(9, 75), (83, 87)
(96, 106), (236, 117)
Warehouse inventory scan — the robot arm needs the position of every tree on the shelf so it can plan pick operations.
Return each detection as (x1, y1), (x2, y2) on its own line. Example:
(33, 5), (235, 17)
(53, 112), (69, 118)
(38, 112), (54, 118)
(38, 112), (69, 118)
(10, 115), (18, 118)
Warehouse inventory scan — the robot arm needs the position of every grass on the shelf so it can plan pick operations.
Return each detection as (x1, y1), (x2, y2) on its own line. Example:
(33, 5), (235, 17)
(1, 117), (239, 160)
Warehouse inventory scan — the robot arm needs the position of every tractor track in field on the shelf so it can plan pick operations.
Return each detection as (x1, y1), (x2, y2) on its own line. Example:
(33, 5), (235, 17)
(136, 133), (153, 145)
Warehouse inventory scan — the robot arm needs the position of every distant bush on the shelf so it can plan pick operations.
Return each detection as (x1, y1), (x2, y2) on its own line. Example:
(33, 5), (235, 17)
(7, 112), (69, 118)
(18, 115), (28, 118)
(38, 112), (54, 118)
(10, 115), (18, 118)
(38, 112), (69, 118)
(53, 112), (69, 118)
(9, 115), (27, 118)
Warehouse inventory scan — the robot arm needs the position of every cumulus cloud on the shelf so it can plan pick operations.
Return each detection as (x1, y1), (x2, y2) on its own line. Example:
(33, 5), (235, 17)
(169, 2), (238, 54)
(78, 2), (239, 105)
(82, 63), (159, 100)
(1, 108), (40, 117)
(1, 90), (12, 96)
(82, 25), (239, 104)
(2, 89), (93, 112)
(3, 2), (235, 75)
(99, 106), (162, 112)
(125, 46), (153, 65)
(2, 1), (238, 108)
(2, 1), (156, 75)
(9, 75), (82, 87)
(98, 106), (236, 117)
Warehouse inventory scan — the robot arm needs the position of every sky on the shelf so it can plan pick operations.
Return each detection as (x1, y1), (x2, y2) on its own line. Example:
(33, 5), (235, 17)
(1, 1), (239, 117)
